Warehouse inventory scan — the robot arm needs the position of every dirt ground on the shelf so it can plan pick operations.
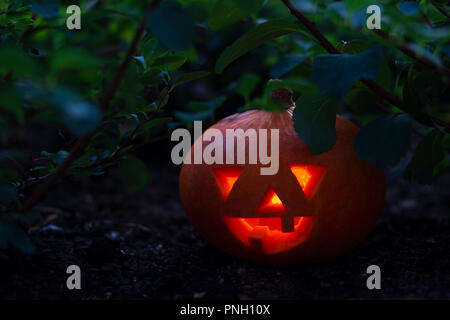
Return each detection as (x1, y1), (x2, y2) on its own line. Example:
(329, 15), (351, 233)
(0, 143), (449, 300)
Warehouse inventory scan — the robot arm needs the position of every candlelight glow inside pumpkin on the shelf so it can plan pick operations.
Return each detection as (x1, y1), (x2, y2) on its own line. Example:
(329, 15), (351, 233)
(214, 165), (326, 254)
(179, 89), (386, 264)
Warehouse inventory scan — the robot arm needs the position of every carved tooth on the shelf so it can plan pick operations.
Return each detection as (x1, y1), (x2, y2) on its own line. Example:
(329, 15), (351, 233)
(249, 226), (268, 250)
(281, 215), (295, 232)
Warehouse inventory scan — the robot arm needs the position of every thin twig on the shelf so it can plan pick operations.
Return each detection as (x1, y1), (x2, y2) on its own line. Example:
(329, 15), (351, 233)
(100, 19), (146, 112)
(436, 7), (450, 19)
(19, 0), (166, 212)
(20, 135), (91, 212)
(281, 0), (450, 133)
(419, 9), (433, 27)
(373, 29), (450, 78)
(281, 0), (339, 54)
(345, 101), (450, 150)
(20, 132), (169, 193)
(18, 174), (52, 190)
(97, 132), (170, 170)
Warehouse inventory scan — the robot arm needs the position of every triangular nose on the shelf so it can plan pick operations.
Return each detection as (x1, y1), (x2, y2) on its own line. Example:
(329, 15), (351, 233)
(257, 188), (286, 213)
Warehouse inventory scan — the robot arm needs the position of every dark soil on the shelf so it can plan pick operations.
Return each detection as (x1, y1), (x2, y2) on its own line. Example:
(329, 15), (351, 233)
(0, 144), (449, 300)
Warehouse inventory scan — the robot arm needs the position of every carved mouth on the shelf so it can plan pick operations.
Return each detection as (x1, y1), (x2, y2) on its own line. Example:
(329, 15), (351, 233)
(216, 164), (324, 254)
(224, 216), (315, 254)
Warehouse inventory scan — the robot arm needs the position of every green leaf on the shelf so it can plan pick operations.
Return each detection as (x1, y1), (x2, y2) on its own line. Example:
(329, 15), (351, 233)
(188, 96), (226, 112)
(247, 95), (285, 112)
(264, 77), (317, 95)
(147, 3), (194, 51)
(215, 19), (305, 74)
(51, 48), (99, 72)
(270, 53), (308, 78)
(207, 0), (263, 31)
(354, 114), (412, 168)
(151, 55), (187, 69)
(141, 69), (167, 85)
(157, 87), (170, 109)
(185, 1), (211, 23)
(142, 38), (159, 63)
(83, 7), (138, 25)
(120, 156), (148, 191)
(208, 1), (246, 31)
(336, 40), (370, 54)
(312, 45), (382, 100)
(409, 129), (446, 184)
(55, 150), (69, 166)
(292, 94), (339, 154)
(0, 46), (38, 77)
(138, 117), (172, 134)
(0, 220), (37, 254)
(228, 0), (264, 14)
(50, 89), (102, 135)
(172, 71), (210, 88)
(374, 58), (391, 91)
(89, 131), (119, 157)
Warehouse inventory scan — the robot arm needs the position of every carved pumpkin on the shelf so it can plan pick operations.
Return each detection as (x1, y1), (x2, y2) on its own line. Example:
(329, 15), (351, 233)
(179, 91), (386, 264)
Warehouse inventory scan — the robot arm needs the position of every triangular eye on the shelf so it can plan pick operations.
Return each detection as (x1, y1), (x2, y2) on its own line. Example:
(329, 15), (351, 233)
(213, 167), (244, 200)
(257, 188), (286, 213)
(289, 164), (327, 199)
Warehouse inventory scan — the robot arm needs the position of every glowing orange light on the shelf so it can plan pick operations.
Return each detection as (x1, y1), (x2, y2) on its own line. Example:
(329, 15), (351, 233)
(289, 164), (327, 199)
(268, 192), (282, 206)
(225, 216), (315, 254)
(214, 164), (327, 254)
(257, 188), (285, 212)
(290, 166), (311, 190)
(213, 167), (243, 200)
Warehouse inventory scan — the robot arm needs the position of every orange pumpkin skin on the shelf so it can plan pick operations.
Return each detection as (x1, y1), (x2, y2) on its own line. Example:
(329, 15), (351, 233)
(179, 107), (386, 264)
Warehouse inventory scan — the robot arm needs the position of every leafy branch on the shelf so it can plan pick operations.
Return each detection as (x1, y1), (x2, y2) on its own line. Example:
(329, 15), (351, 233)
(20, 17), (148, 213)
(373, 29), (450, 78)
(436, 7), (450, 19)
(280, 0), (450, 133)
(100, 19), (146, 112)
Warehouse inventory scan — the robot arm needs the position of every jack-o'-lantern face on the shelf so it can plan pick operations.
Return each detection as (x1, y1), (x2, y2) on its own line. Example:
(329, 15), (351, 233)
(213, 165), (326, 254)
(179, 104), (386, 264)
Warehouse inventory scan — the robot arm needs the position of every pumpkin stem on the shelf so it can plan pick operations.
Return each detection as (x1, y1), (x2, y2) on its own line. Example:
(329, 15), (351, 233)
(269, 88), (294, 109)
